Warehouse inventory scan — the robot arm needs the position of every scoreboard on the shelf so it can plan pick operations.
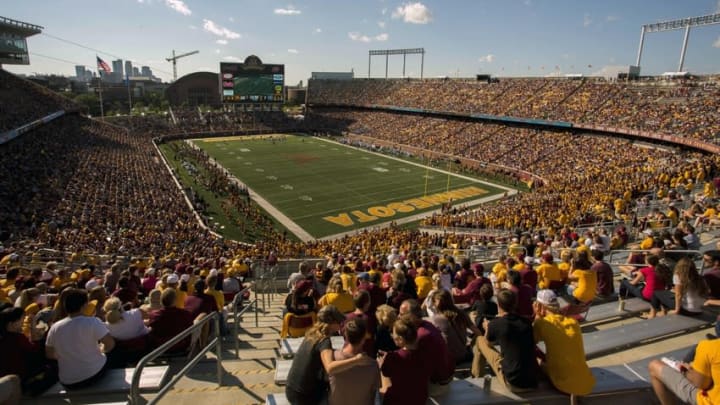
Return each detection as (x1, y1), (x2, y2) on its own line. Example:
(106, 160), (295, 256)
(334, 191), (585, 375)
(220, 61), (284, 103)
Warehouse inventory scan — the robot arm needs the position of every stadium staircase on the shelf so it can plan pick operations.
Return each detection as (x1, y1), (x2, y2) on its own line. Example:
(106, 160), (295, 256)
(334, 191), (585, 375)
(142, 289), (290, 405)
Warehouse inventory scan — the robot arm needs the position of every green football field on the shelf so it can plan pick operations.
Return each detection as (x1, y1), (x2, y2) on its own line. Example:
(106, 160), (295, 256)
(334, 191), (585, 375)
(194, 134), (508, 239)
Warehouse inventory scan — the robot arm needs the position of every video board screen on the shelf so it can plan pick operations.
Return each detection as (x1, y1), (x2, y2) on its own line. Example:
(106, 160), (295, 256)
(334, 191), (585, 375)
(220, 62), (284, 103)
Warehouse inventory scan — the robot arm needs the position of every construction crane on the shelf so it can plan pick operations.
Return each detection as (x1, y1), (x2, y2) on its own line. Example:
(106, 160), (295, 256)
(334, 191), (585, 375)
(166, 49), (199, 81)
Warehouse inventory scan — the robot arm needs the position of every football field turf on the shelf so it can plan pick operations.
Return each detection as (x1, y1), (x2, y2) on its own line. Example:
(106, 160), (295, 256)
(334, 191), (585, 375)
(194, 134), (509, 239)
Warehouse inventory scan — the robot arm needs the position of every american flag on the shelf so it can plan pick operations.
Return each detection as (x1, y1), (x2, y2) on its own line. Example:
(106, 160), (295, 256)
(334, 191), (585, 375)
(96, 56), (111, 75)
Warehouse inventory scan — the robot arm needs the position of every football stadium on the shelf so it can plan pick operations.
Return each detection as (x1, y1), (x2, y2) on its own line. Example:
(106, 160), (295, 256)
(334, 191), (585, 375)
(2, 2), (720, 404)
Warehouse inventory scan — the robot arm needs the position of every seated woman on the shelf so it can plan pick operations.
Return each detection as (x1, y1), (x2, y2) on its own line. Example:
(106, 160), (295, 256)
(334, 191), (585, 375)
(385, 270), (411, 310)
(430, 289), (482, 364)
(566, 249), (597, 304)
(647, 258), (708, 319)
(318, 276), (354, 314)
(536, 253), (564, 291)
(378, 315), (432, 405)
(285, 305), (365, 405)
(619, 254), (669, 305)
(104, 297), (150, 365)
(374, 304), (399, 354)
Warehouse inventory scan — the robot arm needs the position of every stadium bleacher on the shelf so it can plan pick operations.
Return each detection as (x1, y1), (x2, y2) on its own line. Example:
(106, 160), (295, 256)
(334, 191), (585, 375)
(3, 68), (720, 404)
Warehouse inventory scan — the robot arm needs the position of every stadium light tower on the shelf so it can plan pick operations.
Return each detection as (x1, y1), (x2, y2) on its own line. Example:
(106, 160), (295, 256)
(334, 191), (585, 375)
(166, 49), (199, 81)
(636, 13), (720, 72)
(369, 48), (425, 79)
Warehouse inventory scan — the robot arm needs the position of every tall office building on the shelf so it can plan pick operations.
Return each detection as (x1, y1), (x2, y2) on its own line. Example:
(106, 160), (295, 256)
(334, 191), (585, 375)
(112, 59), (123, 82)
(75, 65), (85, 79)
(141, 66), (152, 78)
(132, 66), (140, 76)
(125, 60), (133, 78)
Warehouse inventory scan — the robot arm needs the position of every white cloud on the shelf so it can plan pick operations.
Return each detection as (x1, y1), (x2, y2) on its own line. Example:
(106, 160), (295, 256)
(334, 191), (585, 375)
(523, 0), (531, 5)
(378, 21), (386, 28)
(392, 2), (432, 24)
(188, 25), (197, 30)
(228, 17), (235, 22)
(349, 32), (371, 43)
(287, 48), (299, 54)
(714, 36), (720, 48)
(214, 49), (221, 54)
(348, 32), (388, 43)
(606, 15), (619, 22)
(314, 28), (322, 33)
(203, 19), (241, 39)
(381, 8), (388, 15)
(216, 39), (228, 45)
(274, 6), (301, 15)
(164, 0), (191, 16)
(478, 54), (495, 63)
(583, 13), (592, 27)
(223, 56), (242, 62)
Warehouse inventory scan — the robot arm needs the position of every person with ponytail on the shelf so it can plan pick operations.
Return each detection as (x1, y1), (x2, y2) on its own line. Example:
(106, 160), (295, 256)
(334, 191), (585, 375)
(285, 305), (364, 405)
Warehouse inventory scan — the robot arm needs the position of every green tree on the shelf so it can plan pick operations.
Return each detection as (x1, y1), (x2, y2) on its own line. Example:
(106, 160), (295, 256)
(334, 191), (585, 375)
(73, 93), (101, 116)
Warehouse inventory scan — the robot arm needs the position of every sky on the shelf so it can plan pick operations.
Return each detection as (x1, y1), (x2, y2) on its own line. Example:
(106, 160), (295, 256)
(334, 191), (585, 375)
(4, 0), (720, 85)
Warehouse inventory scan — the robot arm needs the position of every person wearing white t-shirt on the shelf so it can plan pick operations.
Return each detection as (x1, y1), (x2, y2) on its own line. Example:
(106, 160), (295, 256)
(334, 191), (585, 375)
(103, 297), (149, 341)
(46, 288), (115, 389)
(647, 257), (708, 319)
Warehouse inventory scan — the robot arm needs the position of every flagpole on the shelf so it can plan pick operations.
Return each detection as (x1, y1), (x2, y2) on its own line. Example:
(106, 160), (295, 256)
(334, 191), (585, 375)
(126, 73), (132, 113)
(98, 74), (104, 118)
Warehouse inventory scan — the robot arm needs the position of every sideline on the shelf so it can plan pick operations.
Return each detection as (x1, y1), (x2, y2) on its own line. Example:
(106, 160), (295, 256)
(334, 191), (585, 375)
(186, 140), (315, 242)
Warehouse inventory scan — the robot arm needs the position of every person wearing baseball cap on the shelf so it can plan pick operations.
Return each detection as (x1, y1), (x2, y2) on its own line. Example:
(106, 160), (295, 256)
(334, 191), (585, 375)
(285, 305), (364, 404)
(533, 289), (595, 403)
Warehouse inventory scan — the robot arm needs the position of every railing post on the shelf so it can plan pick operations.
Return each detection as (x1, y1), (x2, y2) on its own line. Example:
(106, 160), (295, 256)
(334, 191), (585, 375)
(215, 314), (222, 386)
(254, 298), (259, 327)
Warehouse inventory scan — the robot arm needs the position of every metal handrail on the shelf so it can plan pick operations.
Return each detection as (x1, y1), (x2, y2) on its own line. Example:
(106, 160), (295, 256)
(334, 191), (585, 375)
(234, 298), (259, 358)
(607, 249), (704, 272)
(129, 312), (222, 405)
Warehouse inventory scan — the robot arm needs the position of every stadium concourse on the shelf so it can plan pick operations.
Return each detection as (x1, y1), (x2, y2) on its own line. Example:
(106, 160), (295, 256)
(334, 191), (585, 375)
(2, 68), (720, 404)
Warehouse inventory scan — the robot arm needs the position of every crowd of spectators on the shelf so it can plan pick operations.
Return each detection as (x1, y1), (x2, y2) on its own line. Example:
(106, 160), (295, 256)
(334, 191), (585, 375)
(309, 108), (720, 233)
(0, 69), (78, 133)
(308, 77), (720, 143)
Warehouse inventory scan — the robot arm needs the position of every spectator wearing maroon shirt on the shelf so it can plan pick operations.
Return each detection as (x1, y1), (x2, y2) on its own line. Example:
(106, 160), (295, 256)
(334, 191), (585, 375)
(147, 288), (194, 353)
(507, 270), (534, 319)
(399, 299), (454, 394)
(591, 250), (614, 299)
(0, 304), (55, 393)
(184, 279), (218, 320)
(379, 315), (431, 405)
(519, 256), (538, 296)
(112, 277), (139, 308)
(703, 250), (720, 299)
(357, 272), (385, 315)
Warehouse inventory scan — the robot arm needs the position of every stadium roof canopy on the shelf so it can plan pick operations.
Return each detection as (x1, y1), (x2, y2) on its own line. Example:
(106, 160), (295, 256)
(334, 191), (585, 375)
(0, 16), (43, 37)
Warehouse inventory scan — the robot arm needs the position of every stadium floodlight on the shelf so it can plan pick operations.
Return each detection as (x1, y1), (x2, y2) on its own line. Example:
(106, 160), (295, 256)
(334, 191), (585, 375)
(636, 13), (720, 72)
(368, 48), (425, 79)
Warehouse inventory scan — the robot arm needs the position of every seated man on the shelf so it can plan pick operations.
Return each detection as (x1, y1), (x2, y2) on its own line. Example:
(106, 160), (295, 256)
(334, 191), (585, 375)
(46, 288), (115, 389)
(649, 338), (720, 405)
(472, 289), (537, 392)
(533, 290), (595, 404)
(147, 288), (194, 352)
(703, 250), (720, 299)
